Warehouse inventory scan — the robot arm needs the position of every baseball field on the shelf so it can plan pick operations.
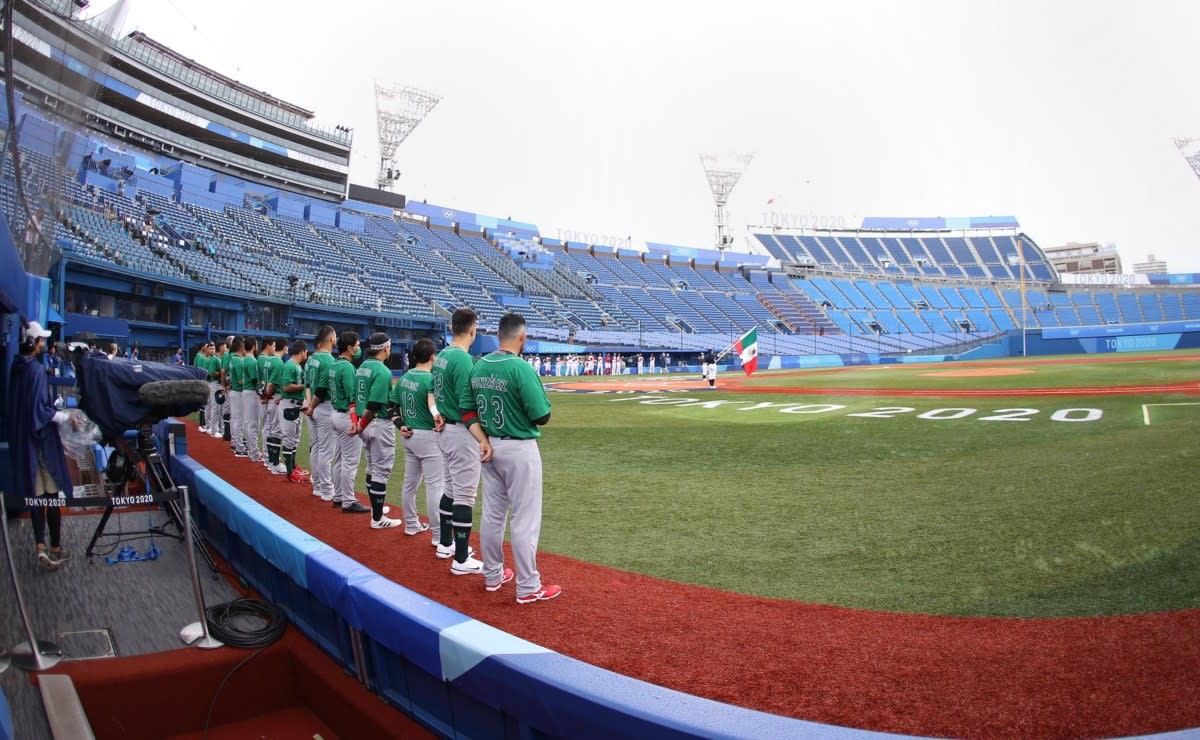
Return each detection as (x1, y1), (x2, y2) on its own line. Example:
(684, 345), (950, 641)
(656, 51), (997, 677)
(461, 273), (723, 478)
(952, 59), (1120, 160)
(531, 350), (1200, 617)
(261, 349), (1200, 618)
(186, 348), (1200, 737)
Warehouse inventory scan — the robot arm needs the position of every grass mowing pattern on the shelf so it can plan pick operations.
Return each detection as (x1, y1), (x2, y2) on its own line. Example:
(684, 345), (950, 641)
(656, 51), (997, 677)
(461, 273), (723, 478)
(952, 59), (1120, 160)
(199, 353), (1200, 618)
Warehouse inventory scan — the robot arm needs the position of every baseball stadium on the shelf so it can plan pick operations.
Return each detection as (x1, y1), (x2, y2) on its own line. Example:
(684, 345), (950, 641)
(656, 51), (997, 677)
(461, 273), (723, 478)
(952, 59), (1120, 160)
(0, 1), (1198, 739)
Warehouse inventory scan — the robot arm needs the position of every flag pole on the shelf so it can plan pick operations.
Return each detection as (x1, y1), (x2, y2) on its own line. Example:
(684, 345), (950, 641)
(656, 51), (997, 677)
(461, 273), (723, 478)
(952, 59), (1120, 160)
(1018, 234), (1027, 357)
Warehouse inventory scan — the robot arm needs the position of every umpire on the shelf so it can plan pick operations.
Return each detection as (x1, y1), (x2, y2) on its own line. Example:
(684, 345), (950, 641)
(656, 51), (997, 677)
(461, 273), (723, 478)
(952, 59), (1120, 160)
(470, 313), (560, 604)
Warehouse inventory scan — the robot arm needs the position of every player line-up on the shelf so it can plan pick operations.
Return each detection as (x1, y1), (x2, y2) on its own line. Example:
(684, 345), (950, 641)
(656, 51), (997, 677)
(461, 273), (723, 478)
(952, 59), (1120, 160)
(191, 308), (561, 605)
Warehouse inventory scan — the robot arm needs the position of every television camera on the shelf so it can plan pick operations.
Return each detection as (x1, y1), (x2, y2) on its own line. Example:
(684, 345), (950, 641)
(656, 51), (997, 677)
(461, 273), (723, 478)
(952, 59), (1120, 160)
(72, 349), (216, 572)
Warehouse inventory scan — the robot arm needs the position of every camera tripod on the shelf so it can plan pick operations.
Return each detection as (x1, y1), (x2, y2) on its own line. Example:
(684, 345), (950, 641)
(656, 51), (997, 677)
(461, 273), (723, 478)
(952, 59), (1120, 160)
(85, 425), (218, 576)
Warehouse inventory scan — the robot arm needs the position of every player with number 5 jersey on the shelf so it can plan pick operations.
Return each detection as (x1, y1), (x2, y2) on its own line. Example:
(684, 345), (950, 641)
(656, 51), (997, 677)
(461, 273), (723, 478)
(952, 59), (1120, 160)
(470, 312), (559, 604)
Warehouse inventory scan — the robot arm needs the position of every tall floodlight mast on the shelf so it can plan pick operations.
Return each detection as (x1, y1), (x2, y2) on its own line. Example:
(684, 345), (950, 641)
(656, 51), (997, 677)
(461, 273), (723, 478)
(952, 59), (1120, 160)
(699, 153), (753, 253)
(1175, 137), (1200, 183)
(375, 82), (441, 190)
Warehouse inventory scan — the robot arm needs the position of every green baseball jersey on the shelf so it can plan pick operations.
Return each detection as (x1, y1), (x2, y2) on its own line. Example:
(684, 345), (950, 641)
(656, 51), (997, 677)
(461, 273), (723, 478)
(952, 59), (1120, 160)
(229, 354), (246, 392)
(431, 344), (476, 424)
(255, 354), (272, 392)
(392, 369), (436, 430)
(203, 353), (220, 380)
(278, 358), (305, 400)
(305, 350), (333, 396)
(329, 357), (357, 412)
(469, 351), (552, 439)
(192, 350), (206, 370)
(354, 358), (392, 417)
(242, 353), (258, 389)
(261, 355), (284, 395)
(220, 351), (232, 380)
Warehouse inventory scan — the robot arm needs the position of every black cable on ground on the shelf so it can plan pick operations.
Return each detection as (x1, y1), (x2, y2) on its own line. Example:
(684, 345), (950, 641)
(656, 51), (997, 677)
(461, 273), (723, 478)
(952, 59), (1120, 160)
(204, 597), (286, 648)
(201, 598), (287, 738)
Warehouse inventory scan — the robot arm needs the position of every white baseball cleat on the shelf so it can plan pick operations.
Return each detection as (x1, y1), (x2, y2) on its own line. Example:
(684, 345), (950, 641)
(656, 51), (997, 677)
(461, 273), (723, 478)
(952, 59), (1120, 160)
(370, 516), (403, 529)
(450, 556), (484, 575)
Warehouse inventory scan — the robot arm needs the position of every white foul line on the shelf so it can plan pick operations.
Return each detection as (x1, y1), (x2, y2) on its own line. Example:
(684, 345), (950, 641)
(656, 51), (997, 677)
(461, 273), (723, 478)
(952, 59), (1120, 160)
(1141, 402), (1200, 426)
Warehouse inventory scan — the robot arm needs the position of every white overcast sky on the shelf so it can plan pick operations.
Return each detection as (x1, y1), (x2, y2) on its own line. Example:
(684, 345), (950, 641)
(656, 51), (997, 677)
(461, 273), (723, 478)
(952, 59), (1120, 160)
(105, 0), (1200, 271)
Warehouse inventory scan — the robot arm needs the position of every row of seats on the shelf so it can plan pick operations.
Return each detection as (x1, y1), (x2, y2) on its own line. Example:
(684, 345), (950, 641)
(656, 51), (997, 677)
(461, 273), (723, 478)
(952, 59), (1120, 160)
(756, 232), (1057, 282)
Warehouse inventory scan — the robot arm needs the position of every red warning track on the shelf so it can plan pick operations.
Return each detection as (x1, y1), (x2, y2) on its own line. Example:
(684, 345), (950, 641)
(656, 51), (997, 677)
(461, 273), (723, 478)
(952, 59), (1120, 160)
(183, 384), (1200, 739)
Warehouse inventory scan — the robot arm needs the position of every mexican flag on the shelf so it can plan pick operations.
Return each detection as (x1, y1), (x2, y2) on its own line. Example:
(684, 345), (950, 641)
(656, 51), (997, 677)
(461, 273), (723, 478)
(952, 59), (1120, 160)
(735, 328), (758, 376)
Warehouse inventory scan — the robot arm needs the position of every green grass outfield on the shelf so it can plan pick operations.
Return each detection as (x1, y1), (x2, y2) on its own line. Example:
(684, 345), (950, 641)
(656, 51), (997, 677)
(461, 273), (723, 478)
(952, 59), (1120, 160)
(213, 352), (1200, 618)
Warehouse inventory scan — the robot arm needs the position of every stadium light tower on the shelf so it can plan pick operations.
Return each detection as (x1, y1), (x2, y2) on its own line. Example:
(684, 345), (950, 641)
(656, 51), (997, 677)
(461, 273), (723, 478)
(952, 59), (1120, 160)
(699, 153), (753, 254)
(1175, 137), (1200, 183)
(375, 81), (441, 190)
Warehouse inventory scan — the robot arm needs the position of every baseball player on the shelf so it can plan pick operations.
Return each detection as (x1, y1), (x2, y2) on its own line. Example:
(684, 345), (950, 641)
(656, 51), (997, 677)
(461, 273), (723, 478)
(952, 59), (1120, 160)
(471, 312), (559, 603)
(240, 336), (261, 462)
(304, 325), (337, 502)
(220, 336), (235, 440)
(391, 337), (445, 537)
(276, 340), (310, 483)
(207, 340), (227, 439)
(329, 331), (370, 513)
(193, 342), (212, 432)
(432, 308), (492, 575)
(354, 332), (403, 528)
(705, 353), (717, 389)
(258, 338), (284, 473)
(228, 337), (246, 456)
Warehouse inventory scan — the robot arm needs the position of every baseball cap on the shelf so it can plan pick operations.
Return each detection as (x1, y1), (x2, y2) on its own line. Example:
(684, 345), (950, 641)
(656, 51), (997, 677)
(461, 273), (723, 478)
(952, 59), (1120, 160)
(23, 320), (51, 342)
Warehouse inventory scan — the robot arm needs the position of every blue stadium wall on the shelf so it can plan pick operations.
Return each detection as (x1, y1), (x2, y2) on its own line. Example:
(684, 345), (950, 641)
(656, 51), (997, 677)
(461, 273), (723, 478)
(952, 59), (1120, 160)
(1007, 320), (1200, 356)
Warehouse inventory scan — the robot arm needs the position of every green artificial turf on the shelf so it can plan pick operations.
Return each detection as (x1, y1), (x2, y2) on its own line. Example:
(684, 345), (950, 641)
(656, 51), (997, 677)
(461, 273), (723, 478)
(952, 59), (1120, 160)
(195, 352), (1200, 617)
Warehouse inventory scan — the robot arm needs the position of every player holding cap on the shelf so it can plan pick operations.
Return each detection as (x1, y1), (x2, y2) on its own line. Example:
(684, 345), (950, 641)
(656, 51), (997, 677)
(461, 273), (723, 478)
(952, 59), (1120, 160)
(391, 338), (445, 538)
(471, 312), (559, 603)
(305, 325), (337, 502)
(228, 337), (247, 456)
(329, 331), (369, 513)
(277, 340), (310, 483)
(432, 308), (492, 575)
(193, 341), (212, 433)
(258, 338), (283, 472)
(219, 336), (234, 440)
(354, 332), (402, 529)
(240, 336), (261, 462)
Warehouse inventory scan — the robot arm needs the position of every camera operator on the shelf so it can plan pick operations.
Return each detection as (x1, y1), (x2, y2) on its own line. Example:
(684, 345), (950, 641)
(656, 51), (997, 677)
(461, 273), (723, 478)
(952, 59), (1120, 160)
(6, 320), (73, 569)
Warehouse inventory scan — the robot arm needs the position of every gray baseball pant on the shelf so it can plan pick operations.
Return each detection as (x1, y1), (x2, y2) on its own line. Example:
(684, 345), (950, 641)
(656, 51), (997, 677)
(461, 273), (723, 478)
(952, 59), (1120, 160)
(329, 410), (361, 505)
(439, 422), (480, 507)
(310, 403), (335, 499)
(480, 438), (544, 596)
(229, 386), (243, 451)
(206, 381), (221, 432)
(241, 390), (261, 462)
(280, 399), (303, 458)
(402, 428), (443, 531)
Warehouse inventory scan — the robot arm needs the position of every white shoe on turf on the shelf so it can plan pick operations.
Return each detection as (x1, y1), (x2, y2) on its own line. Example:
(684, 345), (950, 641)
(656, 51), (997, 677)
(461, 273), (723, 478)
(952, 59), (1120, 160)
(370, 516), (403, 529)
(436, 543), (473, 560)
(404, 522), (430, 536)
(269, 463), (287, 475)
(450, 556), (484, 575)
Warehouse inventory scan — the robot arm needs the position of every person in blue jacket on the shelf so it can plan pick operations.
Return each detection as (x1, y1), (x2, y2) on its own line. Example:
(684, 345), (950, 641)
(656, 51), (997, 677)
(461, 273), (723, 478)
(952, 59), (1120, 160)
(6, 320), (73, 569)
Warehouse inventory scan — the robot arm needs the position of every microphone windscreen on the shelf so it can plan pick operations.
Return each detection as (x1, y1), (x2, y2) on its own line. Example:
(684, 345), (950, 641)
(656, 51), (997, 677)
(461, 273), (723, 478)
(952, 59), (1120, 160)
(138, 379), (211, 410)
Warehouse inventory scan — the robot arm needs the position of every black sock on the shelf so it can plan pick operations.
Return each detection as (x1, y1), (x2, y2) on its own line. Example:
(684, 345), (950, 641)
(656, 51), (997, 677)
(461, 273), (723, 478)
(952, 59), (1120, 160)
(368, 481), (387, 520)
(199, 410), (206, 427)
(284, 451), (295, 474)
(267, 439), (280, 465)
(222, 415), (231, 440)
(439, 495), (454, 546)
(452, 504), (472, 562)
